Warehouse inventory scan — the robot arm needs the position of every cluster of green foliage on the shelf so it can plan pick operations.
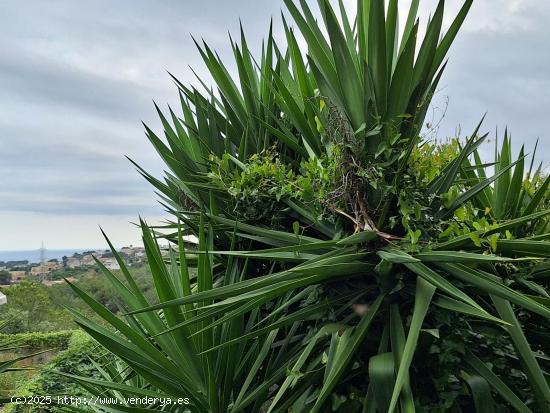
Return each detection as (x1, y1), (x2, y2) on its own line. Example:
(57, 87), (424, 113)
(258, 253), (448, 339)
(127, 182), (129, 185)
(1, 332), (72, 403)
(45, 267), (90, 282)
(0, 323), (67, 403)
(0, 331), (74, 353)
(0, 266), (155, 408)
(0, 266), (154, 334)
(4, 331), (103, 413)
(37, 0), (550, 412)
(0, 281), (73, 333)
(46, 264), (156, 314)
(208, 144), (341, 222)
(0, 270), (11, 285)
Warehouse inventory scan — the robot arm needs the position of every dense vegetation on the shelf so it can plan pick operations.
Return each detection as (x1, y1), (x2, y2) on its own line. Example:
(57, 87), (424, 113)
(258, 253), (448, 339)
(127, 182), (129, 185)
(0, 330), (76, 403)
(0, 266), (153, 406)
(4, 0), (550, 412)
(3, 331), (107, 413)
(0, 266), (155, 334)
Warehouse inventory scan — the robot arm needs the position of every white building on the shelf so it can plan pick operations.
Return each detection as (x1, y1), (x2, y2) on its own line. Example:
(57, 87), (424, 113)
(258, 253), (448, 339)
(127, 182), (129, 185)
(100, 258), (120, 270)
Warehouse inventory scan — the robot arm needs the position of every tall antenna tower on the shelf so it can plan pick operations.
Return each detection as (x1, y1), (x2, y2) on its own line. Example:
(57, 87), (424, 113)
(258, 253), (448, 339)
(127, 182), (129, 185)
(40, 241), (45, 265)
(40, 241), (46, 283)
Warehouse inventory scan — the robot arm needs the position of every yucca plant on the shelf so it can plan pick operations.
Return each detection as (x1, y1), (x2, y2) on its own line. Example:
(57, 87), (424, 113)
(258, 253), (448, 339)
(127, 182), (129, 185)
(63, 0), (550, 412)
(138, 0), (473, 233)
(464, 132), (550, 228)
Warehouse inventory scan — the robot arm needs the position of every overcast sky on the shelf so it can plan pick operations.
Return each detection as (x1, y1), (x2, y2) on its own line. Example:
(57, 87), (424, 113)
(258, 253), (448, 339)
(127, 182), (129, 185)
(0, 0), (548, 250)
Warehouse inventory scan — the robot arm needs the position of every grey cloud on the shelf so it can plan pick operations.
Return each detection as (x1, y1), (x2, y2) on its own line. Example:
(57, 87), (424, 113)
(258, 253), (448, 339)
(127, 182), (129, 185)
(0, 49), (154, 122)
(425, 1), (550, 167)
(0, 0), (281, 226)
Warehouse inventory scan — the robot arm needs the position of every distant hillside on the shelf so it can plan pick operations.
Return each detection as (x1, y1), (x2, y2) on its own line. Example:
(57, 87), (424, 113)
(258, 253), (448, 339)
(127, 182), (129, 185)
(0, 249), (95, 263)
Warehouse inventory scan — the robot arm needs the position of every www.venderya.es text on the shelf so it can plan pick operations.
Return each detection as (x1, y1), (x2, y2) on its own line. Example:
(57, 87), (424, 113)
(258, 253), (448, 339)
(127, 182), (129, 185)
(10, 395), (190, 407)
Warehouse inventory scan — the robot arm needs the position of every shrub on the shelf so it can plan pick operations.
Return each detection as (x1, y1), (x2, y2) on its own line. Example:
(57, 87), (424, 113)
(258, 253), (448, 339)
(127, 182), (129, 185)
(0, 331), (74, 354)
(5, 331), (103, 413)
(0, 281), (73, 333)
(64, 1), (550, 412)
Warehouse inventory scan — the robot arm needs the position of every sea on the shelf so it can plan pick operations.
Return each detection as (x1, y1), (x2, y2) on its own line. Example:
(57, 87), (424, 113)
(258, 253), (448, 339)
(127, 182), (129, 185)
(0, 249), (98, 264)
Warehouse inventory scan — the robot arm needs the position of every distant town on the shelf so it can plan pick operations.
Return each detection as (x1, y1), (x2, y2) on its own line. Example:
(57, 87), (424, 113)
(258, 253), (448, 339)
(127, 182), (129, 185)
(0, 246), (146, 287)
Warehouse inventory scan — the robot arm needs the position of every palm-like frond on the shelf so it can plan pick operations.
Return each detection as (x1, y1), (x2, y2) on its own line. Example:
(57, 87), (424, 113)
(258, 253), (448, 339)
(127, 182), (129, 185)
(65, 1), (550, 412)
